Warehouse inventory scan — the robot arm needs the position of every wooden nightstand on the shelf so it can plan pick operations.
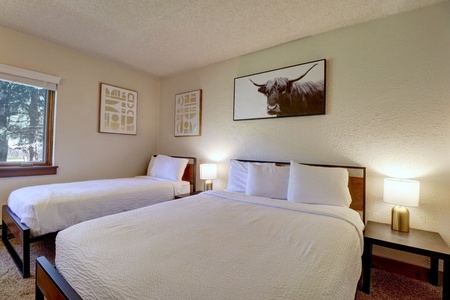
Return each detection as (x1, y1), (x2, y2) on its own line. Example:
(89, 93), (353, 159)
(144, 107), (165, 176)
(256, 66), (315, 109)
(174, 191), (203, 199)
(362, 221), (450, 299)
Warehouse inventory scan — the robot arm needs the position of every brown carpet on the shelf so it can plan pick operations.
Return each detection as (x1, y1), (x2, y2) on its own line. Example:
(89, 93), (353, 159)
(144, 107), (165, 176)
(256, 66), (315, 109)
(0, 237), (55, 300)
(356, 269), (442, 300)
(0, 236), (443, 299)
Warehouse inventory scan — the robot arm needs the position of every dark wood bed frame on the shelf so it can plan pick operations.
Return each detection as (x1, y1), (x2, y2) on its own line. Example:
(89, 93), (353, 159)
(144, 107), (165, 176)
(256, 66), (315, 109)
(35, 159), (365, 300)
(1, 155), (197, 278)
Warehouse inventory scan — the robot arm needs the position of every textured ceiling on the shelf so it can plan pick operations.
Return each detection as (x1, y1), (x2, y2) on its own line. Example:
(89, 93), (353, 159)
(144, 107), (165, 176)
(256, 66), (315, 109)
(0, 0), (444, 77)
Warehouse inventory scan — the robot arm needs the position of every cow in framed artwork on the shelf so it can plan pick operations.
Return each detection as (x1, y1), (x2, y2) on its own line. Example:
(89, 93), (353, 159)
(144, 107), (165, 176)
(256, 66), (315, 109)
(250, 63), (324, 116)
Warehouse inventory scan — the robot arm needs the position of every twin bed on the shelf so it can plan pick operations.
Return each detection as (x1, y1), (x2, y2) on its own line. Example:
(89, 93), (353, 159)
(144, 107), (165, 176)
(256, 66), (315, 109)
(35, 159), (366, 300)
(2, 155), (197, 278)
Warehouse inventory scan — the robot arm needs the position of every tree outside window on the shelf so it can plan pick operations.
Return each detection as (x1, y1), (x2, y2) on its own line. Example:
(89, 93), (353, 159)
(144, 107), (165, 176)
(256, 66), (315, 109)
(0, 80), (48, 163)
(0, 64), (59, 177)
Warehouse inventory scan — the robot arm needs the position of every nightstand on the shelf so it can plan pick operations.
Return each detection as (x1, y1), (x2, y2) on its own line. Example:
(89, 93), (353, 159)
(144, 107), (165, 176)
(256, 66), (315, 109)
(174, 191), (203, 199)
(362, 221), (450, 299)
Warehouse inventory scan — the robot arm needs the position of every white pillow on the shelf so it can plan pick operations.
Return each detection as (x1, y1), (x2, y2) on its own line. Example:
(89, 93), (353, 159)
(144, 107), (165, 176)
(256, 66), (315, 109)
(287, 161), (352, 207)
(146, 155), (156, 176)
(225, 160), (276, 193)
(149, 155), (189, 181)
(226, 160), (249, 193)
(246, 164), (290, 199)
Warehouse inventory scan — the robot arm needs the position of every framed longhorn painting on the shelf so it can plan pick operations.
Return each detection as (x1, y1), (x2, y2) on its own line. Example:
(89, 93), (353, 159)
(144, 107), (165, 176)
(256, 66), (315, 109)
(233, 59), (326, 121)
(174, 89), (202, 136)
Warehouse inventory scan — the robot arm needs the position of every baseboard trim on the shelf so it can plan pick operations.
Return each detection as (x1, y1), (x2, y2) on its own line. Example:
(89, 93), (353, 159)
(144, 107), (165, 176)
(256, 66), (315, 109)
(372, 255), (443, 285)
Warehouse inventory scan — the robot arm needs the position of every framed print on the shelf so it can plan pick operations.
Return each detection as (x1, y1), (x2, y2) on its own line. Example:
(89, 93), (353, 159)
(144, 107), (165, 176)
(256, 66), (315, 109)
(175, 89), (202, 137)
(233, 59), (326, 121)
(99, 83), (137, 135)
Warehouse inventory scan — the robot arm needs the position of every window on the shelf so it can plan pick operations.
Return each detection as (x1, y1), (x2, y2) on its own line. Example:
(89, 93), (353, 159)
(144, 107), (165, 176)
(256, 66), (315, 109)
(0, 64), (60, 177)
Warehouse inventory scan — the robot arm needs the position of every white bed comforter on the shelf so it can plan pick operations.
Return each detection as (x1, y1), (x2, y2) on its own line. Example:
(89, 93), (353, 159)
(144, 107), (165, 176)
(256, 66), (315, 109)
(56, 191), (364, 300)
(8, 176), (187, 236)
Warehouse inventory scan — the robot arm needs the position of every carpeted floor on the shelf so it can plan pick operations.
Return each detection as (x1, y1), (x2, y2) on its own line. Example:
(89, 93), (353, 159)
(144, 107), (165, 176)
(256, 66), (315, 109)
(0, 236), (443, 299)
(0, 237), (55, 300)
(355, 269), (442, 300)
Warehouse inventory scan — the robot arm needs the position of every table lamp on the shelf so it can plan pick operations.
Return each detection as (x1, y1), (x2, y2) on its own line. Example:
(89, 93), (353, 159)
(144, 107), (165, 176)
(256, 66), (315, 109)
(383, 178), (420, 233)
(200, 163), (217, 191)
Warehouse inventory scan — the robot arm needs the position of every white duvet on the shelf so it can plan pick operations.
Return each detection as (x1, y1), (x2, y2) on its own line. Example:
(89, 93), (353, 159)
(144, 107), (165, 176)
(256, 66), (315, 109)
(56, 191), (364, 300)
(8, 176), (188, 235)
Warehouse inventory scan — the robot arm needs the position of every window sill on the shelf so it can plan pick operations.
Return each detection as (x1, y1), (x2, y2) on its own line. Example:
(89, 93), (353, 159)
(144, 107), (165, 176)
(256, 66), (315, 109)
(0, 166), (58, 178)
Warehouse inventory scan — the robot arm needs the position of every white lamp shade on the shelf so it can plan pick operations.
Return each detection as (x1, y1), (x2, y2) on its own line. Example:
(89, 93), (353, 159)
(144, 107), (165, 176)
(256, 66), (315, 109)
(200, 164), (217, 180)
(383, 178), (420, 207)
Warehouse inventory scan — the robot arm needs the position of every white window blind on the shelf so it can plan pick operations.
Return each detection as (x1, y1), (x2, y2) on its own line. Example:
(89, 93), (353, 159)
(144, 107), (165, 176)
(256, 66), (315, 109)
(0, 63), (60, 91)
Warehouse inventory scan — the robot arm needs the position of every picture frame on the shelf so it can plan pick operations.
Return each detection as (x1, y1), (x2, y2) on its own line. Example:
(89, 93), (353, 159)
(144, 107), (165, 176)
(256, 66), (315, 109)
(174, 89), (202, 137)
(233, 59), (326, 121)
(99, 83), (137, 135)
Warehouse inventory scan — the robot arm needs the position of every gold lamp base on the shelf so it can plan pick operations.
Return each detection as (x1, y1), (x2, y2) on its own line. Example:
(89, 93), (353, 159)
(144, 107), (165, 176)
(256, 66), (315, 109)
(391, 205), (410, 232)
(204, 180), (213, 191)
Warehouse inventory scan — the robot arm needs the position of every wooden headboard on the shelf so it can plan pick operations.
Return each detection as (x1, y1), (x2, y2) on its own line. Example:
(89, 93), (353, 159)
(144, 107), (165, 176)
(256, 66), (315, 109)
(236, 159), (366, 223)
(152, 155), (197, 192)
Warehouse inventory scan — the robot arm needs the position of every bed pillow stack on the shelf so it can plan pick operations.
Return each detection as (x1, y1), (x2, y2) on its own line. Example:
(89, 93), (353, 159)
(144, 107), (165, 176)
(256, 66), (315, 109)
(225, 160), (251, 193)
(147, 155), (189, 181)
(226, 160), (277, 194)
(246, 163), (290, 200)
(287, 161), (352, 207)
(226, 159), (352, 207)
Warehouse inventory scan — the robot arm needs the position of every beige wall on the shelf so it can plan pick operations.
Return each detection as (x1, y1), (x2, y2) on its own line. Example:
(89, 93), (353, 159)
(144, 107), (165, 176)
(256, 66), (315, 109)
(0, 26), (161, 206)
(159, 2), (450, 267)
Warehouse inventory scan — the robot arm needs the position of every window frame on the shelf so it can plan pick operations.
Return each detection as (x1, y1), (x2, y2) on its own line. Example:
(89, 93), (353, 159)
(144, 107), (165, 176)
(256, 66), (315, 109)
(0, 64), (59, 177)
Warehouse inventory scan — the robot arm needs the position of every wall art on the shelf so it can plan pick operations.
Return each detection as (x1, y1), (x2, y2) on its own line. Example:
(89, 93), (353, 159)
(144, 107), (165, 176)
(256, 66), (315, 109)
(99, 83), (137, 135)
(233, 59), (326, 121)
(174, 89), (202, 136)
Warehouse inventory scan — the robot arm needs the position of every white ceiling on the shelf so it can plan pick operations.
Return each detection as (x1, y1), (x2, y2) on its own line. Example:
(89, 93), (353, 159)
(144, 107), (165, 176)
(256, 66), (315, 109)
(0, 0), (444, 77)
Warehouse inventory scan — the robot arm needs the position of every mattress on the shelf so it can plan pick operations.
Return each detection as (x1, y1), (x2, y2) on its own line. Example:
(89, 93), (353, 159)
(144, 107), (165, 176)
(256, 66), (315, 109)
(56, 190), (364, 300)
(8, 176), (189, 235)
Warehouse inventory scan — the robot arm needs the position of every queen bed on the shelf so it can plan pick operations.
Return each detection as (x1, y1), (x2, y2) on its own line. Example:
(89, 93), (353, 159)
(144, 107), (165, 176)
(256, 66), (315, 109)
(2, 154), (197, 278)
(36, 159), (366, 300)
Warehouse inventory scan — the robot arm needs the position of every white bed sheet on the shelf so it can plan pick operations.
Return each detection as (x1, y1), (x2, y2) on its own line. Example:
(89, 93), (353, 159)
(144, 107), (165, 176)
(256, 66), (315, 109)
(8, 176), (189, 235)
(56, 190), (364, 300)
